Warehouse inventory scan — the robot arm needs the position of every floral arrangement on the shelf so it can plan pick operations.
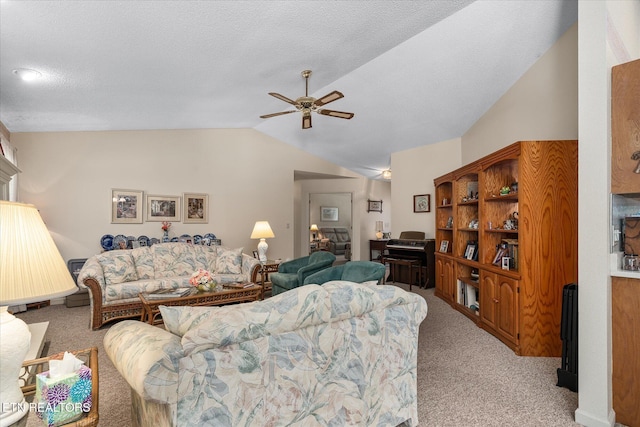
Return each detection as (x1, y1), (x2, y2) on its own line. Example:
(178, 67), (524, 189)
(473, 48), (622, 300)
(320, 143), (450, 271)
(161, 221), (172, 231)
(189, 269), (213, 287)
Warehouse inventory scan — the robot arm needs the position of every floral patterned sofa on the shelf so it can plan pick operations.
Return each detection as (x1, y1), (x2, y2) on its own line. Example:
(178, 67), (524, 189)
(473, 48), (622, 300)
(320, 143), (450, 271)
(104, 280), (428, 427)
(78, 242), (260, 329)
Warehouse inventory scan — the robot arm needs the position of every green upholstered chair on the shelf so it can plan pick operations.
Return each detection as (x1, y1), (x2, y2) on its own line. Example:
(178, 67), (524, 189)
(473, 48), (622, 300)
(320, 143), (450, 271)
(270, 251), (336, 295)
(303, 261), (386, 286)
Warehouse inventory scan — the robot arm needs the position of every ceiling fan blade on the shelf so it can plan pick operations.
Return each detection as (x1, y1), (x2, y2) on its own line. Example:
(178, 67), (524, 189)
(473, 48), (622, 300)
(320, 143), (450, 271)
(302, 112), (312, 129)
(269, 92), (298, 106)
(317, 109), (354, 119)
(314, 90), (344, 107)
(260, 110), (297, 119)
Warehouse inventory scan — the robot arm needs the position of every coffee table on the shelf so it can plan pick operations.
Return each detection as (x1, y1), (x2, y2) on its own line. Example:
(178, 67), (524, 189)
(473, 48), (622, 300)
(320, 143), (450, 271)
(139, 284), (262, 325)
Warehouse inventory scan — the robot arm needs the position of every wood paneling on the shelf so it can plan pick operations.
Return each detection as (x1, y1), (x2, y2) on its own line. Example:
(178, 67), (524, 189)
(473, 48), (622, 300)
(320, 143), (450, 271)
(612, 277), (640, 427)
(611, 59), (640, 194)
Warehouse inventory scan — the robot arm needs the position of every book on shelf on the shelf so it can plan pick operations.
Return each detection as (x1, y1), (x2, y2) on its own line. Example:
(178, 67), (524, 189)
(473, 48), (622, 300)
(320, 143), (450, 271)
(223, 282), (256, 289)
(146, 287), (194, 299)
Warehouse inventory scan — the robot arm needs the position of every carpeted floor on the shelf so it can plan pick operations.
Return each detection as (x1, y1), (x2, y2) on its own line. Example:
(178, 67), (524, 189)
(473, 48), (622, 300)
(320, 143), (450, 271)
(15, 284), (582, 426)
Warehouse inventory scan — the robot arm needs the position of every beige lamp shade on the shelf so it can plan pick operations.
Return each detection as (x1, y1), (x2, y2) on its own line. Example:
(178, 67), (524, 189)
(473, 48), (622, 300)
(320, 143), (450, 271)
(250, 221), (275, 239)
(310, 224), (319, 232)
(0, 201), (77, 305)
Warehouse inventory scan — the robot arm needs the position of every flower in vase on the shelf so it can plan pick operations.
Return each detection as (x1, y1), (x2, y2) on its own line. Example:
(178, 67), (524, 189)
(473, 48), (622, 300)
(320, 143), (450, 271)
(189, 269), (215, 290)
(161, 221), (172, 231)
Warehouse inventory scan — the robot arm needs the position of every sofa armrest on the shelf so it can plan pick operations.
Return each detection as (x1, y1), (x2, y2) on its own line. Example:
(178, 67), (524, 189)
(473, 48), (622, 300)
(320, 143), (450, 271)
(278, 256), (309, 274)
(242, 254), (261, 283)
(297, 262), (331, 284)
(77, 256), (105, 289)
(104, 320), (184, 404)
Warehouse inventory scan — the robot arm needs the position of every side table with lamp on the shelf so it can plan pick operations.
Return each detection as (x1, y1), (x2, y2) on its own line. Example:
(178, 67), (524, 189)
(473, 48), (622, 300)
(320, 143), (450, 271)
(0, 201), (78, 427)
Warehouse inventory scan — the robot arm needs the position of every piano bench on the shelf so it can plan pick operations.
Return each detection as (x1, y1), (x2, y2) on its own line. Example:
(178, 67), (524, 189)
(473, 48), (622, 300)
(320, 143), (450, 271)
(384, 257), (422, 291)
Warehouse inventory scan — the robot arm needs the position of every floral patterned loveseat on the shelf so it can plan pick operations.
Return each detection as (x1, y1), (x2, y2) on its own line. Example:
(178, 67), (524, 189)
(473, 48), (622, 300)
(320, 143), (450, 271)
(78, 242), (260, 329)
(104, 280), (428, 427)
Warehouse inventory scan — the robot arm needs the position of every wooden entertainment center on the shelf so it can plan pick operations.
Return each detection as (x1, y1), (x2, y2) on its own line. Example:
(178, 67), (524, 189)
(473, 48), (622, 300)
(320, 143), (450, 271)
(433, 140), (578, 357)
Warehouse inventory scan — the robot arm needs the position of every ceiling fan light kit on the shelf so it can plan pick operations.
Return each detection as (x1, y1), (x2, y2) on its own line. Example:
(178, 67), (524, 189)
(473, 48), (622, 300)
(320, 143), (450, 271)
(260, 70), (354, 129)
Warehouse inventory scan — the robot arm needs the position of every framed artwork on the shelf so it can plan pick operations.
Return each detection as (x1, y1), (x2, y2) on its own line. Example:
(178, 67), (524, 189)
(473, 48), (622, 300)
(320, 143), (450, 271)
(465, 241), (478, 261)
(146, 195), (181, 222)
(320, 206), (339, 222)
(183, 193), (209, 224)
(439, 240), (449, 253)
(111, 189), (143, 224)
(413, 194), (431, 213)
(367, 199), (383, 213)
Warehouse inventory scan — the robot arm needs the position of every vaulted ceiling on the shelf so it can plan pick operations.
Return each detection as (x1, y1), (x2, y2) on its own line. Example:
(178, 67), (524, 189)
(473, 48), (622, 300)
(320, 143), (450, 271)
(0, 0), (577, 179)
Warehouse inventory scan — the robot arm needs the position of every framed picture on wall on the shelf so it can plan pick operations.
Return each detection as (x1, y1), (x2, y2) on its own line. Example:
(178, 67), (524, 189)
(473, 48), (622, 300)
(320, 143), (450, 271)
(146, 195), (181, 222)
(320, 206), (339, 222)
(183, 193), (208, 224)
(367, 199), (383, 213)
(111, 189), (143, 224)
(413, 194), (431, 213)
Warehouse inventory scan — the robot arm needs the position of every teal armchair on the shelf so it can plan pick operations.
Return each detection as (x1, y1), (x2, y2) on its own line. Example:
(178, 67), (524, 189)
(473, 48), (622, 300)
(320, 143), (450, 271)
(303, 261), (386, 286)
(270, 251), (336, 295)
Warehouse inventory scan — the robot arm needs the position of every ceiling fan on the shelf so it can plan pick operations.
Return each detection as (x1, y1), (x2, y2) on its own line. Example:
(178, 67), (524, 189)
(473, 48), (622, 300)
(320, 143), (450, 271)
(260, 70), (354, 129)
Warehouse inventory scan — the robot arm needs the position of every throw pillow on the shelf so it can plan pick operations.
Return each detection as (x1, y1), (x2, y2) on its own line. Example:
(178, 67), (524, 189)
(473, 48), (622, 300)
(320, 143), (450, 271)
(160, 305), (220, 337)
(96, 252), (138, 286)
(216, 247), (243, 274)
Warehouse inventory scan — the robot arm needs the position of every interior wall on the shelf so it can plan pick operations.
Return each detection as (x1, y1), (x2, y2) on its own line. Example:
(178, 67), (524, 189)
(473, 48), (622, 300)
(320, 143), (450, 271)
(391, 138), (462, 240)
(298, 178), (391, 261)
(461, 23), (578, 163)
(576, 1), (640, 426)
(11, 128), (361, 263)
(310, 192), (352, 231)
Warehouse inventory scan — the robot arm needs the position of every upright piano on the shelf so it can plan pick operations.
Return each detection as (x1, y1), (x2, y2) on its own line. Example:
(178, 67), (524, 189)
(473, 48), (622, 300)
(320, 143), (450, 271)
(384, 237), (436, 288)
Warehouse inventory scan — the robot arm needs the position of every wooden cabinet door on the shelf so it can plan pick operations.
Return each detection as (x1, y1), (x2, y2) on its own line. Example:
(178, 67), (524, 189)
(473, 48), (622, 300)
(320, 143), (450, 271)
(496, 275), (519, 345)
(611, 59), (640, 194)
(480, 271), (498, 331)
(435, 255), (444, 296)
(443, 258), (455, 303)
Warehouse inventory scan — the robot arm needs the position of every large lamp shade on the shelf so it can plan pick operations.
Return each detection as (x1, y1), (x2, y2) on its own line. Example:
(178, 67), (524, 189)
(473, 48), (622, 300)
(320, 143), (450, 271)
(0, 201), (77, 426)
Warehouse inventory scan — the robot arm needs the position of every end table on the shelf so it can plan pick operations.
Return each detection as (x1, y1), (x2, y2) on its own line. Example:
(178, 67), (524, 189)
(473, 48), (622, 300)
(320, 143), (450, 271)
(259, 260), (280, 299)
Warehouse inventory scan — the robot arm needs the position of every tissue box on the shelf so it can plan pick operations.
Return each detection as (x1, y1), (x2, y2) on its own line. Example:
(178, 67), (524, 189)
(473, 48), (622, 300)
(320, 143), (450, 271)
(35, 365), (92, 427)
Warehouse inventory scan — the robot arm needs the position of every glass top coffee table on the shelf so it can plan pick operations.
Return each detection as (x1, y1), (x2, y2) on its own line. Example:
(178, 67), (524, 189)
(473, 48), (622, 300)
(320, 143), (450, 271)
(139, 284), (262, 325)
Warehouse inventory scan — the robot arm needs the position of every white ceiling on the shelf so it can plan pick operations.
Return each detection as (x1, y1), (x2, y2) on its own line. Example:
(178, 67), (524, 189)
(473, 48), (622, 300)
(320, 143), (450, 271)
(0, 0), (577, 180)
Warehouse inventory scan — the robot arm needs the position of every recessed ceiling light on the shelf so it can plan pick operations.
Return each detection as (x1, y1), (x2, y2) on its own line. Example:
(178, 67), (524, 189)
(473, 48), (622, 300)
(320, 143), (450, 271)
(382, 170), (392, 179)
(12, 68), (42, 82)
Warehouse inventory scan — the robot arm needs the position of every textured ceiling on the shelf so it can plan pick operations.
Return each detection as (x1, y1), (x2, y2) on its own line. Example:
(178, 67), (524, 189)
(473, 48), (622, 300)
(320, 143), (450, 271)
(0, 0), (577, 179)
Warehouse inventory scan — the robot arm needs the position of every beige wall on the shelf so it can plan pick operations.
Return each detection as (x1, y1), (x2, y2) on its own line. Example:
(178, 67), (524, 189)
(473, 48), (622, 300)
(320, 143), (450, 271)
(298, 177), (391, 261)
(390, 138), (462, 240)
(11, 128), (363, 262)
(462, 23), (578, 163)
(389, 23), (578, 242)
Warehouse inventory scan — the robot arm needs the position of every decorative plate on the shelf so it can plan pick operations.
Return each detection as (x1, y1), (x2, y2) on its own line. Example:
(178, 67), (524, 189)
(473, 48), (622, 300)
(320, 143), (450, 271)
(113, 235), (127, 250)
(100, 234), (114, 251)
(138, 235), (150, 247)
(193, 234), (203, 244)
(149, 237), (160, 246)
(204, 233), (216, 240)
(170, 237), (179, 242)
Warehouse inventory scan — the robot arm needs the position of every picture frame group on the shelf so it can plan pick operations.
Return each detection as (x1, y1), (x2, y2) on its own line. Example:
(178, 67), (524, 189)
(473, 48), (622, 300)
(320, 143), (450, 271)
(111, 189), (209, 224)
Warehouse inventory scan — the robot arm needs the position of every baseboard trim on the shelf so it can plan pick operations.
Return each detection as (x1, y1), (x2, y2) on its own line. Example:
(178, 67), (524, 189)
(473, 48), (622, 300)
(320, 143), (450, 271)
(575, 407), (615, 427)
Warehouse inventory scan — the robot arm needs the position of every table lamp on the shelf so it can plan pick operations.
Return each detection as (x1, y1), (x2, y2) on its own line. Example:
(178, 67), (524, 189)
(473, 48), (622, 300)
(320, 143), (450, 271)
(250, 221), (275, 262)
(310, 224), (319, 241)
(0, 201), (77, 426)
(375, 221), (384, 239)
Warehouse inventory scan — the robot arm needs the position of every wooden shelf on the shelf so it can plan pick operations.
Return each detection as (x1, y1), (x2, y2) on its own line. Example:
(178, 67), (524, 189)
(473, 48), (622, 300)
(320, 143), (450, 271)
(434, 140), (577, 357)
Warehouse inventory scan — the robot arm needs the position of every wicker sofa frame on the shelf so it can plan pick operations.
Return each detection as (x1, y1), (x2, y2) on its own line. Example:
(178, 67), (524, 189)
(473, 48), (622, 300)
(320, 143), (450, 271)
(81, 254), (261, 330)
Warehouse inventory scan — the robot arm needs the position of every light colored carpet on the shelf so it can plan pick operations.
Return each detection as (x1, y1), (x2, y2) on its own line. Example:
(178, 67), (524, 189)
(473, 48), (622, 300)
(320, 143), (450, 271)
(15, 285), (582, 426)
